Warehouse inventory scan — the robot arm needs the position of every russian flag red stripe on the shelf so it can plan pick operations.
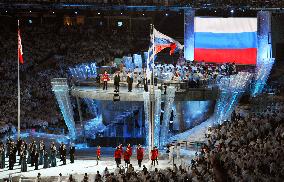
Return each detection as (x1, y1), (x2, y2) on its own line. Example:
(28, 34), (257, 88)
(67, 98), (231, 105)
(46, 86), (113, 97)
(194, 48), (257, 64)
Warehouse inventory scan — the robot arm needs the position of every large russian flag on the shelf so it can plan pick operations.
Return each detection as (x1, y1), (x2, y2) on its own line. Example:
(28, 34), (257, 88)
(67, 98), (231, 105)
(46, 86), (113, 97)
(194, 17), (257, 65)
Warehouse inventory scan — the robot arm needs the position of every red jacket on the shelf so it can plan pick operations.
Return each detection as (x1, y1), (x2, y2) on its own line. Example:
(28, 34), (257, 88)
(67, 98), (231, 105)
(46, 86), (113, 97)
(155, 149), (159, 159)
(127, 146), (132, 156)
(136, 147), (144, 160)
(96, 148), (101, 157)
(102, 73), (110, 82)
(114, 149), (122, 159)
(124, 150), (131, 161)
(150, 149), (156, 160)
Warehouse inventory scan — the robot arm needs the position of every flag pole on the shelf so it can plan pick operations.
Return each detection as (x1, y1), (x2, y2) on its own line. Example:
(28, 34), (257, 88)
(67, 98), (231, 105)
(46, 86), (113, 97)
(17, 19), (21, 139)
(151, 24), (155, 150)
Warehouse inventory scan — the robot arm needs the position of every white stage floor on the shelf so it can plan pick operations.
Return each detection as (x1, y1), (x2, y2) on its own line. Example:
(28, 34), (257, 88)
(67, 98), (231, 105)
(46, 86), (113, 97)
(0, 149), (195, 181)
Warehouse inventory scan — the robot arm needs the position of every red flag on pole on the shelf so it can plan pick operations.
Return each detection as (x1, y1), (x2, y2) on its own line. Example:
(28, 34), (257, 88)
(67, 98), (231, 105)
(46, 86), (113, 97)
(18, 28), (24, 64)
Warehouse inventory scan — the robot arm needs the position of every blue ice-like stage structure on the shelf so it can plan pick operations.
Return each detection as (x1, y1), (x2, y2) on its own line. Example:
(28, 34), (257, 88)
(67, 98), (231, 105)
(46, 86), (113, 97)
(154, 89), (161, 147)
(51, 78), (76, 140)
(133, 54), (143, 68)
(214, 72), (253, 125)
(143, 92), (151, 146)
(160, 86), (176, 147)
(251, 11), (274, 96)
(83, 98), (101, 117)
(84, 115), (106, 139)
(251, 58), (275, 97)
(123, 56), (134, 70)
(69, 62), (97, 79)
(167, 72), (252, 143)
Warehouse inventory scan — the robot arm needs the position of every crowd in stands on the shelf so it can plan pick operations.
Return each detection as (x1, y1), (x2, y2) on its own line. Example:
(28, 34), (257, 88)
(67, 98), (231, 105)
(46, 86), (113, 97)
(188, 99), (284, 181)
(0, 21), (147, 136)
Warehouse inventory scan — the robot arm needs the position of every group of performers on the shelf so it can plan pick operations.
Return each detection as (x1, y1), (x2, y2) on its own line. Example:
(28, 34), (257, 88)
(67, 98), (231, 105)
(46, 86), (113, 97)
(101, 70), (148, 92)
(0, 139), (75, 172)
(95, 144), (159, 168)
(112, 144), (147, 168)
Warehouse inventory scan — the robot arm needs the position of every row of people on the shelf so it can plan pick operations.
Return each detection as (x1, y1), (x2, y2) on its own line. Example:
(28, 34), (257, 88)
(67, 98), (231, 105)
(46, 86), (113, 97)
(0, 139), (76, 172)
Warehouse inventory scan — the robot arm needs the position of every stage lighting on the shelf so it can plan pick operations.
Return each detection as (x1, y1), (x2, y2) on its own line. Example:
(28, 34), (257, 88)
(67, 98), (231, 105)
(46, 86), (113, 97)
(29, 10), (32, 13)
(52, 11), (55, 14)
(214, 10), (217, 13)
(98, 12), (100, 15)
(165, 13), (169, 16)
(230, 9), (234, 13)
(75, 11), (78, 14)
(28, 19), (32, 24)
(5, 10), (7, 13)
(142, 13), (145, 16)
(121, 12), (123, 15)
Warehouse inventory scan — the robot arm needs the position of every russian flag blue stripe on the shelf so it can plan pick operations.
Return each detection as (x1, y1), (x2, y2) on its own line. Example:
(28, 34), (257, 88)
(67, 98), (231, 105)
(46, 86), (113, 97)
(194, 32), (257, 49)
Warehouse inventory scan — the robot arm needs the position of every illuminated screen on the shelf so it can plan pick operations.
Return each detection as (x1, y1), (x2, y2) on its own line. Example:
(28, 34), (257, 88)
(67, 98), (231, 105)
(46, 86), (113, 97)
(194, 17), (257, 64)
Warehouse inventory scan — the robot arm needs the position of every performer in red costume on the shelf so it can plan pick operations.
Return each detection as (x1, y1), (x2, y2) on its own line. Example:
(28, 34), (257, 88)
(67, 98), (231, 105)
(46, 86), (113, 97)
(96, 146), (101, 165)
(136, 144), (144, 168)
(114, 147), (122, 168)
(123, 148), (131, 168)
(102, 70), (110, 90)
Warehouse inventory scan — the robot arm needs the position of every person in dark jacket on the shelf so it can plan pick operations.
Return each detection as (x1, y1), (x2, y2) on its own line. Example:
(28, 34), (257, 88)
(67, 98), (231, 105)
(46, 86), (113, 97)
(43, 151), (50, 168)
(34, 150), (39, 170)
(62, 145), (67, 165)
(69, 144), (75, 163)
(39, 140), (45, 165)
(0, 144), (5, 169)
(114, 71), (120, 92)
(21, 150), (27, 172)
(127, 73), (133, 92)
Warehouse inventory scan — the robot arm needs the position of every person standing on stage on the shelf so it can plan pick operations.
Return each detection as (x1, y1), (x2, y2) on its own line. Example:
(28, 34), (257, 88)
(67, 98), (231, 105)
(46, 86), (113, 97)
(114, 71), (120, 92)
(59, 142), (64, 162)
(127, 144), (132, 157)
(154, 146), (159, 165)
(150, 147), (156, 166)
(62, 144), (67, 165)
(39, 140), (45, 165)
(127, 72), (134, 92)
(34, 149), (39, 170)
(123, 148), (131, 168)
(0, 143), (5, 169)
(96, 146), (101, 165)
(50, 142), (57, 167)
(16, 137), (23, 156)
(69, 144), (75, 164)
(102, 70), (110, 90)
(136, 144), (144, 168)
(31, 147), (36, 167)
(143, 73), (148, 92)
(114, 147), (122, 168)
(43, 150), (50, 168)
(21, 150), (27, 172)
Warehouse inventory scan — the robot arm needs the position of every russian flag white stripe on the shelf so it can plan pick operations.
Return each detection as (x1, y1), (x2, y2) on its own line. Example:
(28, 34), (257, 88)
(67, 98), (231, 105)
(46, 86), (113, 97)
(194, 17), (257, 33)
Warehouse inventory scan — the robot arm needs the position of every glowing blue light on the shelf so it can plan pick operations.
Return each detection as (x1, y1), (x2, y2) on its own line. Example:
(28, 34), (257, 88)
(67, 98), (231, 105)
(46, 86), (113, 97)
(51, 79), (76, 140)
(69, 62), (97, 79)
(154, 90), (161, 147)
(160, 86), (175, 147)
(84, 115), (106, 139)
